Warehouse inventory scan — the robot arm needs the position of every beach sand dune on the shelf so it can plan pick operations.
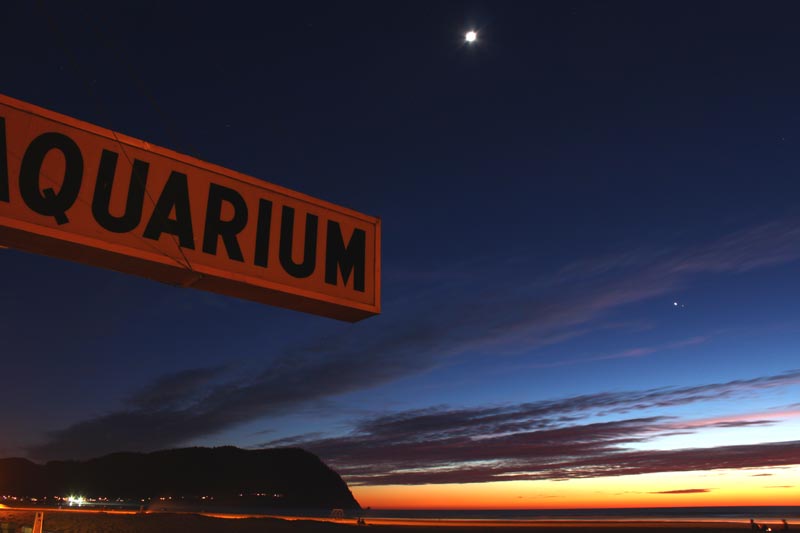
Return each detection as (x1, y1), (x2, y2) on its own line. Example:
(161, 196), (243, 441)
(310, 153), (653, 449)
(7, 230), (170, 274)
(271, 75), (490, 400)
(0, 510), (348, 533)
(0, 509), (755, 533)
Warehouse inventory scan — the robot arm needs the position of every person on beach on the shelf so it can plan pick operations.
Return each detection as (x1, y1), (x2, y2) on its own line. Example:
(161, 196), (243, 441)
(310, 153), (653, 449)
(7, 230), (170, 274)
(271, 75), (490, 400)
(783, 520), (789, 530)
(752, 519), (760, 530)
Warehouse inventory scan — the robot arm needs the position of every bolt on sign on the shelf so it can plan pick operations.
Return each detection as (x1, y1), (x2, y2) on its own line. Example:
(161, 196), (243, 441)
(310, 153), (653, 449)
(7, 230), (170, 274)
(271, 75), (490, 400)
(0, 94), (380, 321)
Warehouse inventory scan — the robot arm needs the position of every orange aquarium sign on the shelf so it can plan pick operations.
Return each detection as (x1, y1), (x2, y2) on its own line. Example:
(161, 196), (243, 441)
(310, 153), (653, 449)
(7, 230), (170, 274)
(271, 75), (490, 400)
(0, 94), (380, 321)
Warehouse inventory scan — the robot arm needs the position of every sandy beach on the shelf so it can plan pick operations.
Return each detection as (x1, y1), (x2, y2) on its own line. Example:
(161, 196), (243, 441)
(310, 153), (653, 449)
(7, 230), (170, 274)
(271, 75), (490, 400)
(0, 508), (759, 533)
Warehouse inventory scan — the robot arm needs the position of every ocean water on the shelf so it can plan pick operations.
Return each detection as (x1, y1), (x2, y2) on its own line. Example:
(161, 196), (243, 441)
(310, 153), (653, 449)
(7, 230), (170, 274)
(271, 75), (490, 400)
(140, 505), (799, 523)
(356, 506), (800, 522)
(24, 502), (800, 524)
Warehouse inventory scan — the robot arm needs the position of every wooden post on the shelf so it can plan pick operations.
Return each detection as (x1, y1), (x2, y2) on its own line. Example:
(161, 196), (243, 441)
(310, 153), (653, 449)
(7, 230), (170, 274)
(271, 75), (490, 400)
(32, 512), (44, 533)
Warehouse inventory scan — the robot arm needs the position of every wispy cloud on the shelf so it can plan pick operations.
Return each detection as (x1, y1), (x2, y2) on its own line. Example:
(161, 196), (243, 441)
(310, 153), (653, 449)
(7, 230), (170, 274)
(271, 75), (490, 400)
(333, 441), (800, 486)
(420, 219), (800, 357)
(128, 366), (227, 410)
(28, 319), (448, 459)
(269, 370), (800, 485)
(25, 220), (800, 460)
(649, 489), (713, 494)
(518, 336), (710, 370)
(661, 409), (800, 432)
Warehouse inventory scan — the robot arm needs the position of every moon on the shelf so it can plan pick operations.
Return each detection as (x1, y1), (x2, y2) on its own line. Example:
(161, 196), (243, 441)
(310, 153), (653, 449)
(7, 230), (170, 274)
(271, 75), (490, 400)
(465, 30), (477, 43)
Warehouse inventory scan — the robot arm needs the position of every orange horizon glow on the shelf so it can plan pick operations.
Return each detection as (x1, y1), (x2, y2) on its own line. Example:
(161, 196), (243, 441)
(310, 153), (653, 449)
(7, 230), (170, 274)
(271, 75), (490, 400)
(350, 466), (800, 510)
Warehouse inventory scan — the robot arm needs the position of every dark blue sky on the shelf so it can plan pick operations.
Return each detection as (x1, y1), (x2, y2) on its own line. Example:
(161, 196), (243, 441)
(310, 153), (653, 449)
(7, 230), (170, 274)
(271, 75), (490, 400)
(2, 1), (800, 507)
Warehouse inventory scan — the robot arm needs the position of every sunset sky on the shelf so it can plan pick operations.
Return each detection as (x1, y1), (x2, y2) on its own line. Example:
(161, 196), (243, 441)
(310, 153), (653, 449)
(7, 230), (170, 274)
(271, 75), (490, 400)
(2, 1), (800, 509)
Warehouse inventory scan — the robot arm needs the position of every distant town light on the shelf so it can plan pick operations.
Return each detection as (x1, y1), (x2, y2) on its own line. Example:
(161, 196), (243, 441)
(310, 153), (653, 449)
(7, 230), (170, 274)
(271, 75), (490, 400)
(465, 30), (477, 43)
